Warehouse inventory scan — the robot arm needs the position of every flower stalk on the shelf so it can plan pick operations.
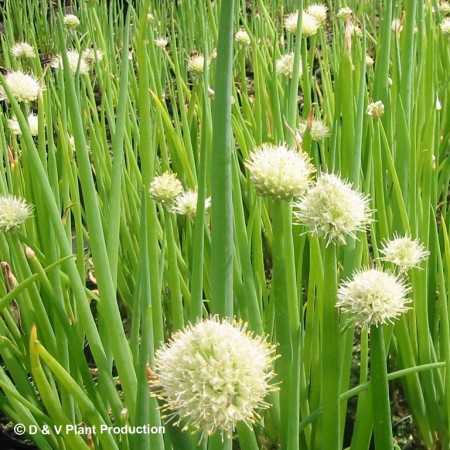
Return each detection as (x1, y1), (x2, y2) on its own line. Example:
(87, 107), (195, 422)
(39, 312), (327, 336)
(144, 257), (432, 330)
(370, 324), (394, 449)
(320, 243), (340, 450)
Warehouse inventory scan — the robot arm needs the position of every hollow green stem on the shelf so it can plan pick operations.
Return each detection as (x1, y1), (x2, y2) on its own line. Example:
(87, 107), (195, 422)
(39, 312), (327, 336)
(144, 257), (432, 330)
(321, 243), (340, 450)
(370, 325), (393, 450)
(210, 0), (235, 318)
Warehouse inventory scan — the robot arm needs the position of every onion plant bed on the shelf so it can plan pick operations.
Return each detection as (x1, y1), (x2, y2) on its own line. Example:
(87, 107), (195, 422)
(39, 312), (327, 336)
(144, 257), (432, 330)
(0, 1), (449, 450)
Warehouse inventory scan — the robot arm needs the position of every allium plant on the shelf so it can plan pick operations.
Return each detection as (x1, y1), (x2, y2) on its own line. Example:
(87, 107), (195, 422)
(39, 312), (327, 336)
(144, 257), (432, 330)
(438, 1), (450, 14)
(187, 53), (208, 76)
(51, 50), (91, 75)
(366, 100), (385, 119)
(293, 173), (372, 245)
(0, 195), (33, 232)
(380, 235), (430, 272)
(306, 4), (328, 25)
(154, 37), (168, 49)
(173, 190), (211, 218)
(82, 48), (104, 63)
(338, 268), (411, 448)
(63, 14), (80, 28)
(276, 53), (302, 78)
(245, 143), (314, 200)
(440, 17), (450, 34)
(149, 172), (183, 207)
(284, 11), (320, 36)
(337, 268), (411, 327)
(0, 71), (40, 102)
(8, 113), (39, 136)
(152, 318), (277, 440)
(10, 42), (36, 59)
(337, 7), (353, 20)
(235, 29), (251, 47)
(298, 119), (330, 141)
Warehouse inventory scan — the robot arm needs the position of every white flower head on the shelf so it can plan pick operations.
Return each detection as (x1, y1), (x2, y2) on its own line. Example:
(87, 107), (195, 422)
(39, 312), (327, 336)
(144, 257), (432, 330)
(365, 54), (374, 66)
(298, 119), (330, 141)
(149, 172), (183, 206)
(293, 173), (372, 245)
(366, 100), (384, 119)
(0, 71), (40, 103)
(350, 23), (363, 37)
(8, 113), (39, 136)
(246, 143), (315, 200)
(391, 18), (403, 34)
(173, 190), (211, 218)
(51, 49), (91, 75)
(276, 53), (302, 78)
(284, 11), (299, 33)
(440, 17), (450, 34)
(82, 48), (104, 64)
(63, 14), (80, 28)
(187, 53), (208, 76)
(306, 4), (328, 25)
(337, 7), (353, 20)
(235, 29), (251, 47)
(285, 10), (320, 36)
(337, 269), (411, 327)
(438, 1), (450, 14)
(155, 37), (168, 48)
(380, 235), (430, 272)
(152, 317), (278, 440)
(0, 195), (33, 231)
(302, 11), (320, 36)
(11, 42), (36, 59)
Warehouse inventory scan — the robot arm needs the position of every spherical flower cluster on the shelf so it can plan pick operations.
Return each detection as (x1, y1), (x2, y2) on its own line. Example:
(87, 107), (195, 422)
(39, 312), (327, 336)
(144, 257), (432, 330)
(284, 11), (299, 32)
(187, 53), (208, 76)
(365, 54), (374, 66)
(173, 190), (211, 218)
(63, 14), (80, 28)
(245, 143), (314, 201)
(293, 173), (372, 246)
(155, 37), (168, 49)
(440, 17), (450, 34)
(235, 29), (251, 47)
(82, 48), (104, 64)
(337, 7), (353, 20)
(302, 11), (321, 36)
(285, 10), (320, 36)
(8, 113), (39, 136)
(276, 53), (302, 78)
(306, 3), (328, 25)
(366, 100), (384, 120)
(0, 195), (33, 232)
(298, 119), (330, 141)
(0, 71), (40, 103)
(349, 23), (363, 37)
(51, 49), (91, 75)
(11, 42), (36, 59)
(380, 235), (429, 272)
(149, 172), (183, 206)
(438, 1), (450, 14)
(391, 18), (403, 34)
(337, 269), (411, 327)
(152, 317), (277, 439)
